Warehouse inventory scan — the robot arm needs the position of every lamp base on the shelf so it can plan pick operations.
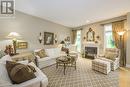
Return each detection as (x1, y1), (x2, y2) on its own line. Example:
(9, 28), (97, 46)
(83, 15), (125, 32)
(10, 53), (19, 56)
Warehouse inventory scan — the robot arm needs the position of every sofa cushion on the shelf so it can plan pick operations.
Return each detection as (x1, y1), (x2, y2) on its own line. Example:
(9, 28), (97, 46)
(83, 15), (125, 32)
(45, 48), (61, 58)
(35, 49), (47, 58)
(0, 55), (12, 64)
(17, 60), (29, 65)
(6, 61), (36, 84)
(53, 48), (61, 58)
(0, 50), (6, 58)
(97, 57), (113, 63)
(37, 57), (51, 62)
(105, 52), (118, 60)
(45, 49), (54, 57)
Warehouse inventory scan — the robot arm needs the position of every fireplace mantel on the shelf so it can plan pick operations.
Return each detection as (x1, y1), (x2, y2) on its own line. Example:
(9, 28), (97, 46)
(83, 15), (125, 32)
(83, 42), (100, 47)
(83, 42), (101, 57)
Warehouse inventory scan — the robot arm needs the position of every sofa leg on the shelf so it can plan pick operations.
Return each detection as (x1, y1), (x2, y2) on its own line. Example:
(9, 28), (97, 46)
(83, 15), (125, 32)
(64, 63), (66, 75)
(56, 63), (58, 69)
(75, 62), (76, 70)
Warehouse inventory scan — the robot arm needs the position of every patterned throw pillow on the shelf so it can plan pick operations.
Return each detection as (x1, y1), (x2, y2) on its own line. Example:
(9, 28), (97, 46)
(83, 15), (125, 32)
(105, 52), (118, 60)
(35, 49), (47, 58)
(0, 50), (6, 59)
(6, 61), (36, 84)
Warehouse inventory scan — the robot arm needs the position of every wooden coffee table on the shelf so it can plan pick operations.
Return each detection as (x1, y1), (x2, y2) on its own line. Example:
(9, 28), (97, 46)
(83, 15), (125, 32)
(56, 56), (77, 75)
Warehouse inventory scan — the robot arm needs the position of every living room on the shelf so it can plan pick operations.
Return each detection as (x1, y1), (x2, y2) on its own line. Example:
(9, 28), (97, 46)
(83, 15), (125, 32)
(0, 0), (130, 87)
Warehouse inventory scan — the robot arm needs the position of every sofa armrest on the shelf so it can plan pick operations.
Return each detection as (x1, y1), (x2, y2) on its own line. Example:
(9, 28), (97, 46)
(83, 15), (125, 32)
(34, 55), (40, 67)
(98, 54), (105, 57)
(113, 57), (120, 62)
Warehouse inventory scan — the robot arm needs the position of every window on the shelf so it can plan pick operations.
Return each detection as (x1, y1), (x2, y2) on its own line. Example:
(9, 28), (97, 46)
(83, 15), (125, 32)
(75, 30), (81, 52)
(104, 24), (115, 48)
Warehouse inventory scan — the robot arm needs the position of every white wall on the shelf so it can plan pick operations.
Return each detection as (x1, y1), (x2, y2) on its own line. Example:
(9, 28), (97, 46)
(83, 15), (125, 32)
(0, 11), (71, 52)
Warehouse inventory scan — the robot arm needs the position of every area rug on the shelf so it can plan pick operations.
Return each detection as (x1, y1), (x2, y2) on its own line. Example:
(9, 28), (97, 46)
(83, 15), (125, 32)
(42, 58), (119, 87)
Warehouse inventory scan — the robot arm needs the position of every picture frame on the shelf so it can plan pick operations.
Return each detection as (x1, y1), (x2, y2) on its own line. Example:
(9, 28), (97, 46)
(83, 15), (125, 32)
(17, 42), (28, 49)
(44, 32), (54, 45)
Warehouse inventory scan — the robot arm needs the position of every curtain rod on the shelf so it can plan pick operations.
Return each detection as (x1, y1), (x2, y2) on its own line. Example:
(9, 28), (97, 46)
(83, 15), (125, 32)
(72, 28), (83, 31)
(100, 19), (126, 26)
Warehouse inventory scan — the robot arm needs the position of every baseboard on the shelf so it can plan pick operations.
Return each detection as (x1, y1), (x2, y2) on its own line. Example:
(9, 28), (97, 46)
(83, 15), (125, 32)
(126, 64), (130, 68)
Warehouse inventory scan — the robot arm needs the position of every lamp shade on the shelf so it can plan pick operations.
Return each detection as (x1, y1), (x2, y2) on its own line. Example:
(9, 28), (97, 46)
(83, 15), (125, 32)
(7, 32), (21, 39)
(117, 31), (126, 36)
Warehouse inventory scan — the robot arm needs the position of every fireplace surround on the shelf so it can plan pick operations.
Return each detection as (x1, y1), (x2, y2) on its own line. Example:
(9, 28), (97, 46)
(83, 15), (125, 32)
(85, 47), (97, 59)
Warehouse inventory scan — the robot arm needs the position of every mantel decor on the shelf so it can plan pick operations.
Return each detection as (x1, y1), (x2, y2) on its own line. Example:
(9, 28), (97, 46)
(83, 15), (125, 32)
(86, 28), (95, 41)
(44, 32), (54, 45)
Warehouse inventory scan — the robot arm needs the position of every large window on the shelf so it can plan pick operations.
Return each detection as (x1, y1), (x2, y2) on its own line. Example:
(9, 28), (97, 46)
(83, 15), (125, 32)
(75, 30), (81, 52)
(104, 24), (115, 48)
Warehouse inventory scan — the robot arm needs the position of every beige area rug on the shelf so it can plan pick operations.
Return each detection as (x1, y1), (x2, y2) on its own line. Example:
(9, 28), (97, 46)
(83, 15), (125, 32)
(42, 58), (119, 87)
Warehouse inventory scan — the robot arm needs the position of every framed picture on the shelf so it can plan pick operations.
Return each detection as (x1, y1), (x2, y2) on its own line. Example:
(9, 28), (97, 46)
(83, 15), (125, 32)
(17, 42), (28, 49)
(44, 32), (54, 45)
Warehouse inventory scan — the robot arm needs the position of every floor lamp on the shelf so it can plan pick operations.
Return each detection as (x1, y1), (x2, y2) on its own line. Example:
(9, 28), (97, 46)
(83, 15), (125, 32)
(7, 32), (21, 55)
(117, 31), (125, 66)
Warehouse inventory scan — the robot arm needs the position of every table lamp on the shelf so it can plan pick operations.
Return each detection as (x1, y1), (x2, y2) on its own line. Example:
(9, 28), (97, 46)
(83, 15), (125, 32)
(7, 32), (21, 55)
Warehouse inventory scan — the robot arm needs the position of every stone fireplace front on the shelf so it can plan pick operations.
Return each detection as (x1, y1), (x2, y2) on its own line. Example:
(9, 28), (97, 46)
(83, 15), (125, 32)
(83, 42), (100, 59)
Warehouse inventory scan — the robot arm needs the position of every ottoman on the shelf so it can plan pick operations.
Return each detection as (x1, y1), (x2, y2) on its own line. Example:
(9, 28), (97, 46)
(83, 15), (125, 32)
(92, 59), (111, 74)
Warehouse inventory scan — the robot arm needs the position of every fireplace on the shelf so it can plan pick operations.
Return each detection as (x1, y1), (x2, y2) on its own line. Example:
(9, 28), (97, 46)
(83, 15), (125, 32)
(85, 47), (97, 59)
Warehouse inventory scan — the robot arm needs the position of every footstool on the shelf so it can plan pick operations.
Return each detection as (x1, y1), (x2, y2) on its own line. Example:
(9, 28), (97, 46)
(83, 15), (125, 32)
(92, 59), (111, 74)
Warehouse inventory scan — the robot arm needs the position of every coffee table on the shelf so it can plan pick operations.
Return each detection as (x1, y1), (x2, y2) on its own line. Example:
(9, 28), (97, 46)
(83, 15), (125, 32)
(56, 56), (77, 75)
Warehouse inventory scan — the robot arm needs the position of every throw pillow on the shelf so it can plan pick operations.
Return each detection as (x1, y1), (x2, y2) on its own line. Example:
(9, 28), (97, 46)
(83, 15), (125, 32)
(6, 61), (36, 84)
(0, 50), (6, 59)
(35, 49), (47, 58)
(105, 52), (118, 60)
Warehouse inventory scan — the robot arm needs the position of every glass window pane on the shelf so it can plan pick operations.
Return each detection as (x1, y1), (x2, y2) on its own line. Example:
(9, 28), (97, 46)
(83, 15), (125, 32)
(104, 24), (115, 48)
(75, 30), (81, 52)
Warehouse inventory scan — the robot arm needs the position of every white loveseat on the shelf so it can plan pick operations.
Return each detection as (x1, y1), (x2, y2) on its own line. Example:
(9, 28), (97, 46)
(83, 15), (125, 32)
(0, 55), (48, 87)
(34, 48), (66, 69)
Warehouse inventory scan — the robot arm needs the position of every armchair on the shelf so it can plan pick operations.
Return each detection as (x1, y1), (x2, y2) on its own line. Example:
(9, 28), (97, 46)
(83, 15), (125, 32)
(68, 45), (78, 58)
(97, 48), (120, 71)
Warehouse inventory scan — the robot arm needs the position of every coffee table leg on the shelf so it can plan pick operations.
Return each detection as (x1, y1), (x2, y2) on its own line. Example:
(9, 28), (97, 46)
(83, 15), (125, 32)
(56, 62), (58, 69)
(64, 63), (66, 75)
(75, 62), (76, 70)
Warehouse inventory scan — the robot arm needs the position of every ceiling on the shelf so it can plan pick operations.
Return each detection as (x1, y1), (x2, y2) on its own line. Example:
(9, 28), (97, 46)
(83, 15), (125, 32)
(15, 0), (130, 28)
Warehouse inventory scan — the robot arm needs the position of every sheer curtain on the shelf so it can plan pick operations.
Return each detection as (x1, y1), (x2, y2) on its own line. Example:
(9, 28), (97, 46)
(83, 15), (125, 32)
(71, 30), (77, 44)
(112, 20), (126, 66)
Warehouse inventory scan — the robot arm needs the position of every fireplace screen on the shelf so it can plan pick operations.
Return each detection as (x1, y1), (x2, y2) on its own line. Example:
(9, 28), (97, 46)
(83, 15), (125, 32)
(85, 47), (97, 59)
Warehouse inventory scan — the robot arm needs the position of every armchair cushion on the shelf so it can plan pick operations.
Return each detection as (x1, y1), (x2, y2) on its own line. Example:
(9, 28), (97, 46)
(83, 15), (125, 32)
(104, 52), (118, 61)
(35, 49), (47, 58)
